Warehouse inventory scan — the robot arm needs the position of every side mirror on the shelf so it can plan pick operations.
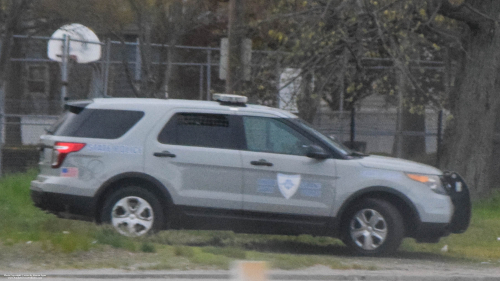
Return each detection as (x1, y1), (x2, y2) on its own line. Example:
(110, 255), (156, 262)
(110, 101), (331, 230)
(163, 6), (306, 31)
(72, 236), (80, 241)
(306, 144), (330, 160)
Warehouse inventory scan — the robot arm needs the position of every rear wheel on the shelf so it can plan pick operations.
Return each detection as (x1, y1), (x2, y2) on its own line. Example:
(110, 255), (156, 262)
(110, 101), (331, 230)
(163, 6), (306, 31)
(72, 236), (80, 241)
(101, 186), (164, 237)
(342, 198), (404, 255)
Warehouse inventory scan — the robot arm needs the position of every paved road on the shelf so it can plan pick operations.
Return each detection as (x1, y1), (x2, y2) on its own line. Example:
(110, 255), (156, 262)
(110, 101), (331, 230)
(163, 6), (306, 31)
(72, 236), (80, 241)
(2, 268), (500, 281)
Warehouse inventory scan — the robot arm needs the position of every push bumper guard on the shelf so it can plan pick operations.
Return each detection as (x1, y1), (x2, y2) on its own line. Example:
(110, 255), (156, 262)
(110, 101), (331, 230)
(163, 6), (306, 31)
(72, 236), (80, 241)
(441, 172), (471, 234)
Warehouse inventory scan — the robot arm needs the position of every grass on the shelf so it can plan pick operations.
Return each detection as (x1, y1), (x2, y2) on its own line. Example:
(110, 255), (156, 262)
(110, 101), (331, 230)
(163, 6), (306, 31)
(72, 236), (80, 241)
(1, 171), (499, 271)
(0, 170), (101, 254)
(400, 190), (500, 261)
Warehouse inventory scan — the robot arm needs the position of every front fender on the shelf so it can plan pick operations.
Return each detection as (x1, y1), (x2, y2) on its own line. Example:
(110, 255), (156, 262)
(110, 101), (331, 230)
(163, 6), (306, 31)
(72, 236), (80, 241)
(329, 186), (421, 238)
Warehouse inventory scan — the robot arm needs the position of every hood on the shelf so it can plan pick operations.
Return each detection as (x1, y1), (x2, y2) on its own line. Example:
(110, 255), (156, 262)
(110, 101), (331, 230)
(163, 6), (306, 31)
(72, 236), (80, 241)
(358, 155), (442, 175)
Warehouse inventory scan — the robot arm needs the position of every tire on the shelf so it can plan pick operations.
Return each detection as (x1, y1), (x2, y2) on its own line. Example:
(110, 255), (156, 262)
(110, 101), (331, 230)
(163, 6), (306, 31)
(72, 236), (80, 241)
(342, 198), (404, 256)
(101, 186), (165, 237)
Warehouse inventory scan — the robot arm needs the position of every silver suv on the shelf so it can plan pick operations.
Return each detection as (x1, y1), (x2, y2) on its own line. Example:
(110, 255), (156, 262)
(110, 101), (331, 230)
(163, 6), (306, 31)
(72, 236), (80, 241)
(31, 94), (471, 255)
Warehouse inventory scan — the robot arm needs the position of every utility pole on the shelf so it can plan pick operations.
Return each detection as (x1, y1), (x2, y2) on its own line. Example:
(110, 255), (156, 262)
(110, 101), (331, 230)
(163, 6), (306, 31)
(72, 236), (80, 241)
(226, 0), (245, 94)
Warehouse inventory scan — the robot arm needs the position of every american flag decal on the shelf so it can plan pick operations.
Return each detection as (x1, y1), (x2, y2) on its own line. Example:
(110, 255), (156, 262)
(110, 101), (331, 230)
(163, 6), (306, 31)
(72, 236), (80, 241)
(61, 167), (79, 178)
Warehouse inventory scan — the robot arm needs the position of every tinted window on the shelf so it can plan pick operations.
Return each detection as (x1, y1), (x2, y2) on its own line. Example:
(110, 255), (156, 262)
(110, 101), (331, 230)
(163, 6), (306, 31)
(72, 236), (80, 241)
(243, 116), (314, 156)
(54, 109), (144, 139)
(158, 113), (237, 149)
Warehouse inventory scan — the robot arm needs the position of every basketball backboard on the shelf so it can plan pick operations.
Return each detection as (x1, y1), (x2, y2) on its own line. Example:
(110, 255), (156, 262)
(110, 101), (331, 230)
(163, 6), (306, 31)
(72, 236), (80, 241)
(48, 23), (101, 64)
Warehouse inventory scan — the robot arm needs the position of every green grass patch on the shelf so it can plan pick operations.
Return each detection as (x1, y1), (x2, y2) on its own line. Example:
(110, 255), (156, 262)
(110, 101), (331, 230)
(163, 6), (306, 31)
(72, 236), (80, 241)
(94, 227), (137, 252)
(0, 171), (95, 252)
(0, 171), (133, 254)
(202, 246), (247, 259)
(400, 190), (500, 261)
(141, 241), (156, 253)
(189, 247), (231, 269)
(472, 190), (500, 219)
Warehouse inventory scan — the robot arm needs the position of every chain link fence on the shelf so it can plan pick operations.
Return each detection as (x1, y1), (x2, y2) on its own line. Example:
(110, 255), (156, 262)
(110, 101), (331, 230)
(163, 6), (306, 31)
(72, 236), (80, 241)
(0, 35), (446, 174)
(313, 110), (443, 156)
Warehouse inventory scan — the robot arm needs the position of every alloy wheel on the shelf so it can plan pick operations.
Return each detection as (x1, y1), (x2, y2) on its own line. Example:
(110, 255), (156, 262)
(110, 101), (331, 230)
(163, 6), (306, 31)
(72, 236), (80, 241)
(349, 208), (388, 250)
(111, 196), (154, 237)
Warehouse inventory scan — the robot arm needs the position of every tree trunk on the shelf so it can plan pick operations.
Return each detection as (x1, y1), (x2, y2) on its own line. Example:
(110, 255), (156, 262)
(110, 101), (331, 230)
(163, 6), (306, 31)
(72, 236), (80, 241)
(392, 61), (426, 159)
(401, 108), (426, 159)
(226, 0), (246, 94)
(441, 23), (500, 198)
(163, 40), (182, 99)
(5, 38), (24, 146)
(297, 72), (319, 123)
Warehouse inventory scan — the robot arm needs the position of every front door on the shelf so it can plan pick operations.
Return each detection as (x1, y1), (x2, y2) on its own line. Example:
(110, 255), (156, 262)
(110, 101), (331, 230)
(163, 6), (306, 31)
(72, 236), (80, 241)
(239, 116), (337, 218)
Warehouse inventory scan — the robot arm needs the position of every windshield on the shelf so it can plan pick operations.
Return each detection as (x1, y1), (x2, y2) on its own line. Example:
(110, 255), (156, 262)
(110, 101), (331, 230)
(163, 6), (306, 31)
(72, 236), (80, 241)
(290, 118), (353, 157)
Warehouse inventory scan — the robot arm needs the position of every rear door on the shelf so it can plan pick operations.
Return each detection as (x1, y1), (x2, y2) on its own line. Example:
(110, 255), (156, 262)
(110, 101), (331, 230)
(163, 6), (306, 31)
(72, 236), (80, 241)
(144, 109), (244, 210)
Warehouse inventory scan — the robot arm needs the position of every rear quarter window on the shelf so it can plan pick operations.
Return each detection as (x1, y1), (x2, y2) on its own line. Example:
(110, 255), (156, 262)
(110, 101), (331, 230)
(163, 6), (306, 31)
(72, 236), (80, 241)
(158, 113), (239, 149)
(54, 109), (144, 139)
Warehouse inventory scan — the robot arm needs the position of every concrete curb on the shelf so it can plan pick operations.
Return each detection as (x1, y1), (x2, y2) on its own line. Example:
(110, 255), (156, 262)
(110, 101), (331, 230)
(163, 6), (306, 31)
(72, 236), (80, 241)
(9, 273), (498, 281)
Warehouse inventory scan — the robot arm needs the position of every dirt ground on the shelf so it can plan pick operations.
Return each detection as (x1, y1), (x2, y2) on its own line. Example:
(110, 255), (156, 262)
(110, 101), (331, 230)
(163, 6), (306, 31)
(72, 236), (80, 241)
(2, 243), (500, 280)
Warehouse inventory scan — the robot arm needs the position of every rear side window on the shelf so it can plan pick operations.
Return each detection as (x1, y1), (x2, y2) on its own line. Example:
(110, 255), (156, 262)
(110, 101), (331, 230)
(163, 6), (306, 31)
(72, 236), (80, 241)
(158, 113), (238, 149)
(54, 109), (144, 139)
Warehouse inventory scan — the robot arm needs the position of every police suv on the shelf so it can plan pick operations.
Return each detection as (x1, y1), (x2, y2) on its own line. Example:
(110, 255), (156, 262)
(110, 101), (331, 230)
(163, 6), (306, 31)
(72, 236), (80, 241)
(31, 94), (471, 255)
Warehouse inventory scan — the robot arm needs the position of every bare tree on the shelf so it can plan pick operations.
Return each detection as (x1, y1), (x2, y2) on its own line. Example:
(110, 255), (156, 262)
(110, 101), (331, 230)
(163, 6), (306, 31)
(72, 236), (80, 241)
(226, 0), (247, 94)
(0, 0), (62, 145)
(432, 0), (500, 197)
(123, 0), (212, 99)
(256, 0), (500, 197)
(0, 0), (33, 90)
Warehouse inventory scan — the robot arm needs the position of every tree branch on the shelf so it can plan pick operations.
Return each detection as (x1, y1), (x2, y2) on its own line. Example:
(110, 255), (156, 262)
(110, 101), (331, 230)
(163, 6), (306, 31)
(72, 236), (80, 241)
(424, 0), (442, 26)
(437, 0), (491, 29)
(463, 2), (498, 23)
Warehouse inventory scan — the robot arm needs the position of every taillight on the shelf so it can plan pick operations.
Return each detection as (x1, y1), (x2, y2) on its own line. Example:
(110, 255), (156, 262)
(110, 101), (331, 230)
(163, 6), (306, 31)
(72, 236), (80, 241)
(51, 142), (86, 168)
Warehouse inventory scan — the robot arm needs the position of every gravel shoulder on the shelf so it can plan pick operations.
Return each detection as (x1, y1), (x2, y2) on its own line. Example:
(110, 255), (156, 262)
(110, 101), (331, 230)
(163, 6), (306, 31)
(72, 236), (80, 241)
(2, 248), (500, 280)
(2, 265), (500, 281)
(2, 240), (500, 280)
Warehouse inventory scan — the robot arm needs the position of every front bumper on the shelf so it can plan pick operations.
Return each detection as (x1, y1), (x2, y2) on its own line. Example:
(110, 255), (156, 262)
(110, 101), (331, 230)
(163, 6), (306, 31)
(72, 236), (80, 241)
(414, 172), (471, 242)
(441, 172), (471, 234)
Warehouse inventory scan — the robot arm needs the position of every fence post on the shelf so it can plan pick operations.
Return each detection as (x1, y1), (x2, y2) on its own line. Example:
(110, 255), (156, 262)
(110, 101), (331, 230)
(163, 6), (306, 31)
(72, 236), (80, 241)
(103, 38), (111, 97)
(275, 54), (280, 107)
(350, 106), (356, 149)
(395, 65), (404, 158)
(199, 65), (204, 100)
(135, 38), (141, 84)
(60, 34), (70, 107)
(338, 48), (348, 143)
(436, 109), (444, 167)
(0, 85), (4, 177)
(206, 49), (212, 101)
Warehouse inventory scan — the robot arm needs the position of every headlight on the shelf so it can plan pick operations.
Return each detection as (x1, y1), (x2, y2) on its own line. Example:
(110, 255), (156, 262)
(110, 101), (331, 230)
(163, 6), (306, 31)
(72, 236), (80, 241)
(405, 173), (447, 195)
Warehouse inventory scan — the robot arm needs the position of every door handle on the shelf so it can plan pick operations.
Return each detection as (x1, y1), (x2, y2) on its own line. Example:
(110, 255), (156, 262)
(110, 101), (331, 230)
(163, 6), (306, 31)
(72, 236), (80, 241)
(154, 151), (176, 158)
(250, 159), (273, 167)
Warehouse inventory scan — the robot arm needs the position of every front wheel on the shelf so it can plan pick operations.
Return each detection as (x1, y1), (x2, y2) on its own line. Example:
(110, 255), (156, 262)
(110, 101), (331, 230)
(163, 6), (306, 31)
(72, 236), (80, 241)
(342, 198), (404, 255)
(101, 186), (164, 237)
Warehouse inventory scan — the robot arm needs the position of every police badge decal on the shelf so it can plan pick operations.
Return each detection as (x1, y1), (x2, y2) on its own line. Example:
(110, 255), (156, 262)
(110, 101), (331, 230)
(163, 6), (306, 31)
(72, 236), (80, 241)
(277, 173), (301, 199)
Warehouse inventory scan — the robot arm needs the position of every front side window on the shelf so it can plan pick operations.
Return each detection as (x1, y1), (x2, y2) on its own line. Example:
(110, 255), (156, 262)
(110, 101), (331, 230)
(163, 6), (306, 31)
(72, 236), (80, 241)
(158, 113), (237, 149)
(242, 116), (314, 156)
(290, 118), (352, 157)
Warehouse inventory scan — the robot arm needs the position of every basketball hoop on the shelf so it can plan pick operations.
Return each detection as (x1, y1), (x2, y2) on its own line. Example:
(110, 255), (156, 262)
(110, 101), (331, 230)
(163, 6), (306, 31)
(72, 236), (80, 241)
(48, 23), (101, 64)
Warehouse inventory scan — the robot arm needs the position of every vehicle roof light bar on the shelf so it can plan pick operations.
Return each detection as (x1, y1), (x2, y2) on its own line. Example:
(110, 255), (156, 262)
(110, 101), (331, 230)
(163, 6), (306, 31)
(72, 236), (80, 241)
(213, 94), (248, 106)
